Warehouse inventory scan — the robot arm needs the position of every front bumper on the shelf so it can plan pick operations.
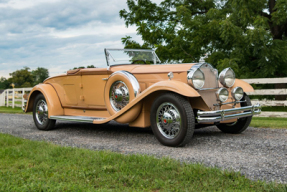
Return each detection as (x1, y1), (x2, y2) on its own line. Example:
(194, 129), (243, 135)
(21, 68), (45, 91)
(197, 104), (261, 123)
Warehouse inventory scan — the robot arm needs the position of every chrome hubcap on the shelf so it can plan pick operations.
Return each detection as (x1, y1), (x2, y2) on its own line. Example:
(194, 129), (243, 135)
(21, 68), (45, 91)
(110, 81), (129, 111)
(35, 99), (48, 125)
(156, 102), (181, 139)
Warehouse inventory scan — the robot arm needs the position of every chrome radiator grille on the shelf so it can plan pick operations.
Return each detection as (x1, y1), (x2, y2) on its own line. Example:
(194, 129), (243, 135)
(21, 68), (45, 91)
(200, 64), (218, 89)
(198, 63), (219, 110)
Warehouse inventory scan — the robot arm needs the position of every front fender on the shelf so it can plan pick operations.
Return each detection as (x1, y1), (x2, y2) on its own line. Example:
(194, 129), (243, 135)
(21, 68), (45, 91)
(232, 79), (254, 93)
(25, 83), (64, 118)
(146, 80), (200, 97)
(96, 80), (200, 124)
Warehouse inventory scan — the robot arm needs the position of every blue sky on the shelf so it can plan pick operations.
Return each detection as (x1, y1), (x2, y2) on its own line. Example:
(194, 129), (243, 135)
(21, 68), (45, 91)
(0, 0), (161, 78)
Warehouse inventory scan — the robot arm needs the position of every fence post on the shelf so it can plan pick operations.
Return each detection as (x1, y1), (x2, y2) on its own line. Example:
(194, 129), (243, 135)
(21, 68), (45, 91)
(12, 89), (15, 108)
(6, 90), (8, 107)
(0, 92), (2, 106)
(1, 91), (4, 106)
(22, 88), (25, 109)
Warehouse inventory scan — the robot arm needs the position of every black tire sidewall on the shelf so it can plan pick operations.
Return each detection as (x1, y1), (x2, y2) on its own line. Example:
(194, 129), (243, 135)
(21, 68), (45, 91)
(150, 93), (192, 146)
(33, 94), (55, 130)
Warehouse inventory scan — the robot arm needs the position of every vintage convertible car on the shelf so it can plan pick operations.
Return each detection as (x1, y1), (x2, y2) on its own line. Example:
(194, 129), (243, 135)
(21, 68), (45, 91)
(23, 49), (261, 147)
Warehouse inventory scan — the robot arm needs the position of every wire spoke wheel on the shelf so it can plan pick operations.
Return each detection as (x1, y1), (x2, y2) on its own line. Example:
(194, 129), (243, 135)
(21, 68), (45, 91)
(156, 102), (181, 139)
(33, 94), (55, 130)
(150, 93), (195, 147)
(35, 99), (48, 125)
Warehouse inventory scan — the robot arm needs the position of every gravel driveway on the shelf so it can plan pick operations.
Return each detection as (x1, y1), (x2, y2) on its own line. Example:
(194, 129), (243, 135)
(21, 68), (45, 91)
(0, 113), (286, 183)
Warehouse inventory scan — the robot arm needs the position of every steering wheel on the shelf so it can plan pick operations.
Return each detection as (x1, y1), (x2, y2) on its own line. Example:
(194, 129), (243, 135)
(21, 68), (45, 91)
(132, 60), (146, 64)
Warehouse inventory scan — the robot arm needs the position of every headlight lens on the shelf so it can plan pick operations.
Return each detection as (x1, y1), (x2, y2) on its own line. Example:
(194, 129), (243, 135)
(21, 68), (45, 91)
(232, 87), (244, 101)
(219, 68), (235, 87)
(187, 68), (205, 89)
(216, 88), (229, 102)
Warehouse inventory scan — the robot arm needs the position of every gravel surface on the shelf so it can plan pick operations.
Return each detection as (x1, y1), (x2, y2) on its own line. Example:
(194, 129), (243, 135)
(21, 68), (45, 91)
(0, 113), (286, 183)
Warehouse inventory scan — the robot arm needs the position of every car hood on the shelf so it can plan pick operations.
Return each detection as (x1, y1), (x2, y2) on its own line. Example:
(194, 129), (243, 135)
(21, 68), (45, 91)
(110, 63), (197, 74)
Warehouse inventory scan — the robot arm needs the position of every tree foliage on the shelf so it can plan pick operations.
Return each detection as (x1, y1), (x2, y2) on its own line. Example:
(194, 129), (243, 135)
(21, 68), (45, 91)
(0, 67), (50, 89)
(9, 67), (34, 88)
(120, 0), (287, 78)
(73, 65), (96, 70)
(0, 77), (11, 89)
(32, 67), (49, 85)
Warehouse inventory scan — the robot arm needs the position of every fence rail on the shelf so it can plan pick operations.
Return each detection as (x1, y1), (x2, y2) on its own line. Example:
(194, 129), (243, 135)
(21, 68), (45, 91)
(0, 78), (286, 118)
(0, 88), (33, 108)
(242, 78), (287, 117)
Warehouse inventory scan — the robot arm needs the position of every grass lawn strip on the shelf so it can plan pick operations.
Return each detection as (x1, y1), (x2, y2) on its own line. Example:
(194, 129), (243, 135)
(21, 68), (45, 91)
(0, 134), (286, 191)
(250, 117), (287, 129)
(0, 106), (29, 114)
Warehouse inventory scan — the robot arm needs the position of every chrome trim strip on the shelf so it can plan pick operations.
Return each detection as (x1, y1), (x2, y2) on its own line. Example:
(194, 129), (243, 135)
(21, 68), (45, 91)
(50, 116), (105, 123)
(197, 104), (261, 123)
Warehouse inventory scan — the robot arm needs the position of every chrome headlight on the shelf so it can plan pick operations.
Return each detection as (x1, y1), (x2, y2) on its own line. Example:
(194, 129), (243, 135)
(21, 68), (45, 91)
(216, 88), (229, 102)
(187, 68), (205, 89)
(219, 68), (235, 87)
(232, 87), (244, 101)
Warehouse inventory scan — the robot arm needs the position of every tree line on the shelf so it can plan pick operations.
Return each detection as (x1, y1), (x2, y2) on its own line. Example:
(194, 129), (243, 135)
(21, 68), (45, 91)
(0, 67), (49, 89)
(120, 0), (287, 100)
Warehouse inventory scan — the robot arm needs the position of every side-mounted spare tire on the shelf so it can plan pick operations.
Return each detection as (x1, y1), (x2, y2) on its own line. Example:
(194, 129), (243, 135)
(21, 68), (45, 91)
(104, 71), (142, 123)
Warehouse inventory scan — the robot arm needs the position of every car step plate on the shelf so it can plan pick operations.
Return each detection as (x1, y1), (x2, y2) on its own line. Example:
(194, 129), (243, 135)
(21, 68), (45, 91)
(50, 116), (105, 123)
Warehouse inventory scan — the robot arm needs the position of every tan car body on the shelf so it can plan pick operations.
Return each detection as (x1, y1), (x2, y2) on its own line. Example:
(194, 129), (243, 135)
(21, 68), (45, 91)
(25, 63), (254, 128)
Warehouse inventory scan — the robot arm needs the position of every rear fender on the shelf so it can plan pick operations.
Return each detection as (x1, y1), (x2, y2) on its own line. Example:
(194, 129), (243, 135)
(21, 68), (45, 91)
(25, 84), (64, 117)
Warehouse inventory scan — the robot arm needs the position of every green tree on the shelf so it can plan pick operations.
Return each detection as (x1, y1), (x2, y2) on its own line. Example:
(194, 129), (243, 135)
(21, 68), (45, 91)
(120, 0), (287, 99)
(9, 67), (34, 88)
(0, 77), (11, 89)
(32, 67), (49, 85)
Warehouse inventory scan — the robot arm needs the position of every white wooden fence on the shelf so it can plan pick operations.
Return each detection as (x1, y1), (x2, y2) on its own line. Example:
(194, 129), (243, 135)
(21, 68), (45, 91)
(242, 77), (287, 118)
(0, 88), (33, 108)
(0, 78), (286, 117)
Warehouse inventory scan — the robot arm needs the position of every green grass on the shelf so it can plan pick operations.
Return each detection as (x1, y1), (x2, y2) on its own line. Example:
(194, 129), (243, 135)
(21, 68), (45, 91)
(0, 134), (286, 191)
(262, 106), (287, 112)
(0, 106), (26, 114)
(251, 117), (287, 129)
(8, 101), (22, 105)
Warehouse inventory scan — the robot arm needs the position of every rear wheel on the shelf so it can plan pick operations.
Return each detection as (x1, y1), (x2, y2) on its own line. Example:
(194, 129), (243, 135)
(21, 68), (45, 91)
(150, 93), (195, 147)
(33, 94), (56, 130)
(216, 94), (252, 134)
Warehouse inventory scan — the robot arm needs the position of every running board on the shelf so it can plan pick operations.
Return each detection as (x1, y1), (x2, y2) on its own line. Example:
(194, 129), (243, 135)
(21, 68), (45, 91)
(50, 116), (106, 123)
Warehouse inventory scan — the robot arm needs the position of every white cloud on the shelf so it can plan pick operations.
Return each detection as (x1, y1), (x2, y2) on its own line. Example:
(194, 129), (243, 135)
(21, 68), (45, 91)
(0, 0), (159, 78)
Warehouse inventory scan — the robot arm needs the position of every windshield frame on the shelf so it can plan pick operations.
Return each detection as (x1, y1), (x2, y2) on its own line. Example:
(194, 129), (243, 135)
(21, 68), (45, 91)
(104, 48), (161, 67)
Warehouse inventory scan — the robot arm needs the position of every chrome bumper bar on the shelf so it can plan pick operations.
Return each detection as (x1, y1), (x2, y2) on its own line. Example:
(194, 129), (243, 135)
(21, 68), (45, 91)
(197, 104), (261, 123)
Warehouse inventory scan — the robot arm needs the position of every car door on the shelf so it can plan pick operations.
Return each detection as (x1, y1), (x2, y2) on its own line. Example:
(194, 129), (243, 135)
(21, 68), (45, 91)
(80, 68), (110, 109)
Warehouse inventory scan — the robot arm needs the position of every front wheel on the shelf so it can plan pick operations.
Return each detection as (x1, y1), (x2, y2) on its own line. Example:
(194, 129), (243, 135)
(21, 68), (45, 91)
(33, 94), (56, 130)
(216, 94), (252, 134)
(150, 93), (195, 147)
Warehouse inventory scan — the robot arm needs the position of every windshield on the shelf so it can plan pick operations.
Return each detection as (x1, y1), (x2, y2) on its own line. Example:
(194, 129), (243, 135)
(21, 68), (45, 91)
(105, 49), (161, 66)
